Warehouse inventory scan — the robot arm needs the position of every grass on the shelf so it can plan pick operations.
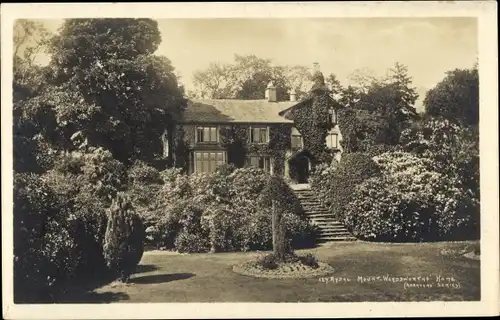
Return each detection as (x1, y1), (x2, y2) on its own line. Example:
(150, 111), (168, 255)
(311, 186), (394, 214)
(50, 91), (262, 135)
(62, 240), (480, 303)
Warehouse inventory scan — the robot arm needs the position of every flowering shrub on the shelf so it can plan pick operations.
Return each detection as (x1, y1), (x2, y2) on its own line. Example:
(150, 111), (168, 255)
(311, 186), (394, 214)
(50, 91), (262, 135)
(344, 151), (479, 241)
(128, 160), (162, 184)
(147, 167), (315, 252)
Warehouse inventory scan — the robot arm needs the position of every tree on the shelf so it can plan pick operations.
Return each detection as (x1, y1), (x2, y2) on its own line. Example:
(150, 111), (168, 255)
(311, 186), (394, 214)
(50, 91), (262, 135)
(192, 54), (310, 101)
(192, 62), (237, 99)
(13, 20), (55, 174)
(103, 193), (145, 282)
(340, 63), (418, 147)
(424, 67), (479, 127)
(45, 19), (186, 163)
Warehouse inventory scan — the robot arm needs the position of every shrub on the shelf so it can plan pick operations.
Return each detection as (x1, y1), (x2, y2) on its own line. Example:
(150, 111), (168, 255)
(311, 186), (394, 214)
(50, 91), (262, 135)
(147, 167), (315, 253)
(310, 152), (380, 221)
(81, 148), (128, 203)
(128, 160), (162, 184)
(257, 253), (279, 270)
(344, 151), (479, 241)
(299, 253), (319, 268)
(103, 193), (145, 282)
(13, 173), (78, 302)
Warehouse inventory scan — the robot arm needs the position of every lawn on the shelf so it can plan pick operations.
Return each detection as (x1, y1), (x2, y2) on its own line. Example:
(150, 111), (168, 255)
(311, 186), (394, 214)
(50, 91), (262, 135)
(60, 240), (480, 303)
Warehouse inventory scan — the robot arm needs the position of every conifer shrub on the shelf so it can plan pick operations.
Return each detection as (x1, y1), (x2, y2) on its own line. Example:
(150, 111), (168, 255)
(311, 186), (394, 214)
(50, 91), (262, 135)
(103, 193), (145, 282)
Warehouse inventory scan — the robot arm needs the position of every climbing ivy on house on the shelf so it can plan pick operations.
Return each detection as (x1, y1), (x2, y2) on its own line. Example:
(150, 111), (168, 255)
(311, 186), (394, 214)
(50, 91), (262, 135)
(289, 89), (334, 165)
(219, 126), (248, 168)
(218, 124), (291, 175)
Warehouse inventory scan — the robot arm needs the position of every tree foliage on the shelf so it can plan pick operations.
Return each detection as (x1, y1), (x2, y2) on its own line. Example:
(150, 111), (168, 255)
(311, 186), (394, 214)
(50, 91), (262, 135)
(424, 67), (479, 127)
(42, 19), (186, 163)
(337, 62), (419, 151)
(192, 54), (312, 101)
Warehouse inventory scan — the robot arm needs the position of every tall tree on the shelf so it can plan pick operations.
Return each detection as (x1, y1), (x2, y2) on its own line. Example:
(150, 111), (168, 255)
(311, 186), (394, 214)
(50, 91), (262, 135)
(424, 66), (479, 127)
(13, 20), (54, 173)
(337, 63), (418, 150)
(44, 19), (186, 163)
(192, 62), (237, 99)
(192, 54), (310, 101)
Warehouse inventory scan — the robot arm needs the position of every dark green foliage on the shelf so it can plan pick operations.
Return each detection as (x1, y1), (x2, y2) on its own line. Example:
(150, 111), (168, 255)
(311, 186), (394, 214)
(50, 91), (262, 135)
(290, 89), (334, 165)
(46, 19), (186, 163)
(310, 152), (381, 220)
(337, 107), (390, 153)
(299, 253), (319, 269)
(128, 160), (162, 184)
(219, 125), (249, 168)
(147, 168), (315, 253)
(337, 63), (418, 151)
(13, 173), (78, 302)
(255, 251), (319, 270)
(424, 67), (479, 127)
(103, 193), (145, 282)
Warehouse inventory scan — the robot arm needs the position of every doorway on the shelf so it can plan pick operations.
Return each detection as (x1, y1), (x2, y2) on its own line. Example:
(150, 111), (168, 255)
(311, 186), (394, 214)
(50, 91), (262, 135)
(289, 154), (311, 184)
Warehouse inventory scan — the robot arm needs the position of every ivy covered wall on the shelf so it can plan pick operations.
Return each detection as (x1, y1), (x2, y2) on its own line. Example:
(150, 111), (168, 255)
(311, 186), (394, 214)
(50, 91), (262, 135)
(172, 123), (292, 175)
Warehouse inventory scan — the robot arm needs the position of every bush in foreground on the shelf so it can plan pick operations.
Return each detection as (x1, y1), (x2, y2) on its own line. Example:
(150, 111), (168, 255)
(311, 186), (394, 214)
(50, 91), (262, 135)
(146, 167), (316, 253)
(103, 193), (145, 282)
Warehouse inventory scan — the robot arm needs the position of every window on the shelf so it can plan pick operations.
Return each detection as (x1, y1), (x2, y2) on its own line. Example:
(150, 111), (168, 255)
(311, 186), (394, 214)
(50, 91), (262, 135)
(194, 151), (226, 173)
(161, 131), (169, 158)
(246, 156), (272, 173)
(326, 133), (339, 149)
(291, 134), (303, 149)
(249, 126), (269, 143)
(327, 109), (337, 126)
(196, 126), (218, 143)
(291, 127), (303, 149)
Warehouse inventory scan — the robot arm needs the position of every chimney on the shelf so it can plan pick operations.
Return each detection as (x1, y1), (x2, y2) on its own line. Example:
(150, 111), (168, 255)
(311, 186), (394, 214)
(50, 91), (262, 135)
(313, 62), (320, 73)
(265, 81), (277, 102)
(289, 88), (297, 102)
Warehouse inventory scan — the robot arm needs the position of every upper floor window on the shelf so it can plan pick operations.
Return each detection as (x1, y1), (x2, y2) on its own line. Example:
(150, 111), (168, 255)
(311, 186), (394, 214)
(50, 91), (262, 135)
(327, 108), (337, 126)
(249, 126), (269, 143)
(326, 132), (339, 149)
(196, 126), (218, 143)
(291, 127), (303, 149)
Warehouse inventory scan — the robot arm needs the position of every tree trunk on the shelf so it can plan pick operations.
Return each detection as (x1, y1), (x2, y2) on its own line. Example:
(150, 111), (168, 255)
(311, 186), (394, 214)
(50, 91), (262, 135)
(272, 200), (286, 262)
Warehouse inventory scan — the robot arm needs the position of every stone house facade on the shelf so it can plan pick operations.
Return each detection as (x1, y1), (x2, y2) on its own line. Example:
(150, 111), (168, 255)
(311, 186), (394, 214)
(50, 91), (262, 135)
(164, 70), (343, 184)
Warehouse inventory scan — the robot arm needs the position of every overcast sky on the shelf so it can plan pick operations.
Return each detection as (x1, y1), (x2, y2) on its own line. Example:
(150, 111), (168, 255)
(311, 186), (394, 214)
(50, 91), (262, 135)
(38, 18), (478, 110)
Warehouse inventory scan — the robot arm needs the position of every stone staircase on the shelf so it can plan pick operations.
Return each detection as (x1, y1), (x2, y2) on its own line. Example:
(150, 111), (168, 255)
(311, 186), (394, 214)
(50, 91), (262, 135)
(293, 187), (356, 243)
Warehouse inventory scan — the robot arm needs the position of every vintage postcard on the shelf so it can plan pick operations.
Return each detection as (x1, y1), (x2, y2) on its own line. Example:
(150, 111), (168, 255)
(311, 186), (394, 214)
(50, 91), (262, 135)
(2, 1), (498, 319)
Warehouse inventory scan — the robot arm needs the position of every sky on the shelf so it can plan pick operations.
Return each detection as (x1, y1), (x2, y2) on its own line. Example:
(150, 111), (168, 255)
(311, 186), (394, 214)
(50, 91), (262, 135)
(37, 18), (478, 111)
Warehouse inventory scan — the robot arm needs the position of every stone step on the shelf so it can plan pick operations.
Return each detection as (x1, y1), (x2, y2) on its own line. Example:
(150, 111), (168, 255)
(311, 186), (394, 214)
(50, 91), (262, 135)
(307, 213), (336, 218)
(320, 229), (351, 236)
(317, 236), (357, 242)
(314, 226), (348, 232)
(315, 225), (349, 230)
(310, 220), (344, 225)
(311, 219), (342, 224)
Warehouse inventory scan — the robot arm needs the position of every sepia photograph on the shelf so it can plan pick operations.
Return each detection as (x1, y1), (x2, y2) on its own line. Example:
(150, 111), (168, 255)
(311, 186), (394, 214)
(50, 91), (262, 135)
(2, 2), (498, 319)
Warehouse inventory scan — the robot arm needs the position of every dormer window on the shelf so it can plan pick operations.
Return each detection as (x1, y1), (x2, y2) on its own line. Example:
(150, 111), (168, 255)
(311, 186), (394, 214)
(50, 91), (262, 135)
(249, 126), (269, 143)
(327, 108), (337, 126)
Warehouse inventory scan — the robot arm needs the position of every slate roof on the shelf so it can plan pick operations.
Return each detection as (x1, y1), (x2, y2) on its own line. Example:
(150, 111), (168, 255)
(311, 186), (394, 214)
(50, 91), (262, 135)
(182, 99), (298, 124)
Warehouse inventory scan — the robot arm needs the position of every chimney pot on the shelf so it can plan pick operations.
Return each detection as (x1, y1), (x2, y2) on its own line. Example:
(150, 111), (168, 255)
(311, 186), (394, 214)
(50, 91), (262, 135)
(289, 88), (297, 102)
(265, 81), (277, 102)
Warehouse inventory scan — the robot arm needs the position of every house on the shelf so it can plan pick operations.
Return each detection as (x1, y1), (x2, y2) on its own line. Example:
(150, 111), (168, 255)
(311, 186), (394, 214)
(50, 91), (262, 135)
(165, 68), (343, 184)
